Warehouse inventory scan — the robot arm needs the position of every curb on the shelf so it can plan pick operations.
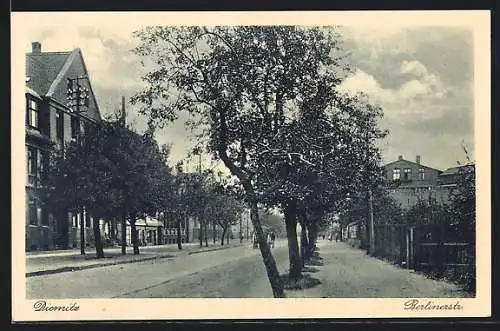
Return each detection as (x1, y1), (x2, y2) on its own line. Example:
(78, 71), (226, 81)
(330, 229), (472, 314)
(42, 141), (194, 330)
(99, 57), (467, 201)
(26, 244), (244, 278)
(187, 244), (244, 255)
(26, 254), (174, 278)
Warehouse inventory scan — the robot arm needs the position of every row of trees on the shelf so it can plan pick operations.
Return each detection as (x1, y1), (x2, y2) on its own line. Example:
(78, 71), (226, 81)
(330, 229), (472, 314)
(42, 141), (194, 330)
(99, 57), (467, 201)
(40, 118), (245, 258)
(131, 26), (388, 297)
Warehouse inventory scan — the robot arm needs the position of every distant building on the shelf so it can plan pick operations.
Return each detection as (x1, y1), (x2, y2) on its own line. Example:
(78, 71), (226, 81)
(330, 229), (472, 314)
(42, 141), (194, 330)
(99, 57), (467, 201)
(25, 41), (102, 251)
(382, 155), (473, 209)
(383, 155), (444, 209)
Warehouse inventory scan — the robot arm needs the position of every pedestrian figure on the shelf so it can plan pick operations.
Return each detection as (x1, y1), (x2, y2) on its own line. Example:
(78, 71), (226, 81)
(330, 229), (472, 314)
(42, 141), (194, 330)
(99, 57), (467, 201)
(270, 232), (275, 248)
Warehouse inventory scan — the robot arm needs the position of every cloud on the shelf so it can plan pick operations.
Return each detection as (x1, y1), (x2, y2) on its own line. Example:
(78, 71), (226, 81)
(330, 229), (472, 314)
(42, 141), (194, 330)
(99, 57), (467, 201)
(339, 60), (449, 117)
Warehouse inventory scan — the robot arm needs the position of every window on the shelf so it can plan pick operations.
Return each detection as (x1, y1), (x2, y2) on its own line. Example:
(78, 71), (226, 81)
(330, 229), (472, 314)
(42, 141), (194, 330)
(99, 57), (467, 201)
(28, 198), (37, 225)
(403, 168), (412, 180)
(39, 150), (49, 182)
(392, 168), (401, 180)
(85, 211), (91, 228)
(71, 116), (80, 141)
(41, 208), (49, 226)
(27, 98), (39, 128)
(27, 146), (37, 186)
(72, 213), (78, 228)
(419, 168), (425, 180)
(56, 111), (64, 141)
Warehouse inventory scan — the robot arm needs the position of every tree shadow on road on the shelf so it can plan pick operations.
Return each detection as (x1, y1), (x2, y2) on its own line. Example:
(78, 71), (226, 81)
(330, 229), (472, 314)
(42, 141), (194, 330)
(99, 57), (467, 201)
(302, 266), (320, 273)
(280, 273), (321, 290)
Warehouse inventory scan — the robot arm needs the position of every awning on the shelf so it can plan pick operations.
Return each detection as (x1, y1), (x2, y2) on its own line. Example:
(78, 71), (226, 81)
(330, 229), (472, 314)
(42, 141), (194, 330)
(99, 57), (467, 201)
(131, 217), (163, 228)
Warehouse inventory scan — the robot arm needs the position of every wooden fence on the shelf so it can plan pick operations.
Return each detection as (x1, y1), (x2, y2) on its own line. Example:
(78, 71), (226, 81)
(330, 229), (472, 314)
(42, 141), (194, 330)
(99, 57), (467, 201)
(373, 223), (474, 277)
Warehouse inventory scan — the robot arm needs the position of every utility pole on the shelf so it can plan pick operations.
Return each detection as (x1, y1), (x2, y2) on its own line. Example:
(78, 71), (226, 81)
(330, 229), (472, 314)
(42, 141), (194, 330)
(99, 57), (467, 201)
(121, 96), (126, 127)
(246, 209), (249, 241)
(239, 212), (243, 242)
(364, 120), (375, 256)
(368, 188), (375, 255)
(66, 76), (89, 255)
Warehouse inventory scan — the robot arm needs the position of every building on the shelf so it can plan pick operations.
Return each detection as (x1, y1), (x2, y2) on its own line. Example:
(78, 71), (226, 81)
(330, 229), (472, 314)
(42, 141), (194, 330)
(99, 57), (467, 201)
(382, 155), (449, 209)
(25, 41), (102, 251)
(382, 155), (473, 209)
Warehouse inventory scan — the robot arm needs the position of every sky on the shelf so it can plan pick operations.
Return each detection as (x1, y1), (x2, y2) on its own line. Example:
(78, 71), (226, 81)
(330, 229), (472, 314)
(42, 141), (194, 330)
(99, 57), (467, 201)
(23, 23), (475, 171)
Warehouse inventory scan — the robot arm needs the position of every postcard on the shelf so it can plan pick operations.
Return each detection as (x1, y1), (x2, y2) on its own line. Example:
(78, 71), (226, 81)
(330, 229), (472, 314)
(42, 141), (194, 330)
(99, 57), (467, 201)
(11, 10), (491, 321)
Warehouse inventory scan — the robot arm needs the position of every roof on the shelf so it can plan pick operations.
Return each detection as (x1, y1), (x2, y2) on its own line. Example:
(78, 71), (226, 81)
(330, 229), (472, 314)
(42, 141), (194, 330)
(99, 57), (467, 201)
(26, 51), (72, 96)
(382, 158), (442, 172)
(25, 86), (41, 99)
(26, 48), (102, 122)
(440, 164), (475, 176)
(440, 166), (461, 176)
(132, 217), (163, 228)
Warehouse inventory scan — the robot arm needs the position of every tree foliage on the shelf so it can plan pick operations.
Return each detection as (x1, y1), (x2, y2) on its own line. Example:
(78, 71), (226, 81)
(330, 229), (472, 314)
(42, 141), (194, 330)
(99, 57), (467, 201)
(131, 25), (388, 297)
(42, 120), (174, 256)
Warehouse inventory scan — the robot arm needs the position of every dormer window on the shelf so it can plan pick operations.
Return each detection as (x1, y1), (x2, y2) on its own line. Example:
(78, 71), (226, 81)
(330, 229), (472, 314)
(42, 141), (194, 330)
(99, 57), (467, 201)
(27, 98), (39, 129)
(418, 168), (425, 180)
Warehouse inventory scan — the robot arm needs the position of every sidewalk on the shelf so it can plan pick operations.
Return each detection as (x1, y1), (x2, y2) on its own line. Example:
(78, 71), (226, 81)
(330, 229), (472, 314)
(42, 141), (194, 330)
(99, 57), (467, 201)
(285, 241), (472, 298)
(26, 240), (246, 277)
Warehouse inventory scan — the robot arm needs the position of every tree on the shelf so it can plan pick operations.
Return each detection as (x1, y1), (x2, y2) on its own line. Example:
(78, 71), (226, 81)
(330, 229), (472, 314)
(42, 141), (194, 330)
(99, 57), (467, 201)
(448, 163), (475, 242)
(41, 125), (122, 258)
(132, 26), (352, 297)
(44, 119), (174, 256)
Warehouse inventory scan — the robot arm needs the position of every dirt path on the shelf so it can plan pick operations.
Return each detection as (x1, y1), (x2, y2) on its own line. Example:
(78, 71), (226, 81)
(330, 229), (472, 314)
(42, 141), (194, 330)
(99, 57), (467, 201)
(287, 241), (471, 298)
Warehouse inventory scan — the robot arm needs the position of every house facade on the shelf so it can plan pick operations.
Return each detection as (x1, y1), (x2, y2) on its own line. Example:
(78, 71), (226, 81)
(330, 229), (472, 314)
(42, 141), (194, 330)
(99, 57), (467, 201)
(382, 155), (450, 209)
(382, 155), (472, 209)
(25, 41), (102, 251)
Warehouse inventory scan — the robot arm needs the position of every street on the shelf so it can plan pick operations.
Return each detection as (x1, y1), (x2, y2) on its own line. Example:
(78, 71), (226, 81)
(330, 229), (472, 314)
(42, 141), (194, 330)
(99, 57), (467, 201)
(26, 240), (469, 299)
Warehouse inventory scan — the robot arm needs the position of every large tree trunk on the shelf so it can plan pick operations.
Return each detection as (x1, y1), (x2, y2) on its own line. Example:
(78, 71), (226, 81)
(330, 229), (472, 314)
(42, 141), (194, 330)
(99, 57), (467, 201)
(306, 220), (318, 258)
(80, 206), (85, 255)
(185, 213), (189, 243)
(300, 222), (308, 266)
(246, 190), (285, 297)
(110, 217), (117, 243)
(218, 146), (284, 297)
(130, 219), (140, 255)
(204, 221), (209, 247)
(92, 216), (105, 258)
(221, 227), (226, 245)
(284, 200), (302, 280)
(176, 217), (182, 250)
(121, 207), (127, 255)
(213, 221), (216, 244)
(198, 215), (203, 247)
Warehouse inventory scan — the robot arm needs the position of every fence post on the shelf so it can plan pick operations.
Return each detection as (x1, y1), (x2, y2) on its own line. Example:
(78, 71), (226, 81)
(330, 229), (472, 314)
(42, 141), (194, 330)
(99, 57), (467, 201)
(405, 228), (410, 269)
(413, 226), (420, 271)
(437, 225), (445, 277)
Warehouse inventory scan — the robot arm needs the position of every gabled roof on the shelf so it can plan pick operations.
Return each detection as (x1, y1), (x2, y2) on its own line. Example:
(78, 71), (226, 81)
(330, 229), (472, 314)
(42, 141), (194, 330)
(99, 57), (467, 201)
(26, 48), (102, 122)
(382, 158), (442, 172)
(26, 51), (72, 96)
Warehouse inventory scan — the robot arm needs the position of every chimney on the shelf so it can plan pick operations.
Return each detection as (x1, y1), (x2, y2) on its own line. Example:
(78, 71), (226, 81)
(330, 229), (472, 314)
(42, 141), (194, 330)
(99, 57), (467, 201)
(32, 42), (41, 53)
(416, 155), (421, 165)
(398, 155), (403, 161)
